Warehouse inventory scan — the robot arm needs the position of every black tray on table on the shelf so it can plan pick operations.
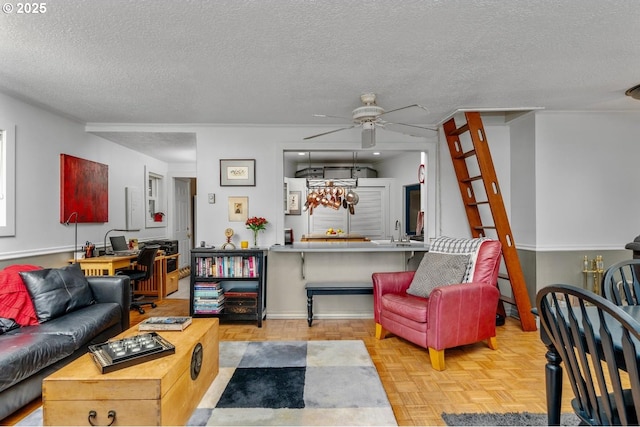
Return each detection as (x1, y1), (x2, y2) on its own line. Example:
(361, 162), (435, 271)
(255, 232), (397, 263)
(88, 332), (175, 374)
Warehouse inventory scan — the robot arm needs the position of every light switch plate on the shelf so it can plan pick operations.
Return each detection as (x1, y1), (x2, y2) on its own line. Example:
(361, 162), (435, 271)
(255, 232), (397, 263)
(208, 193), (215, 204)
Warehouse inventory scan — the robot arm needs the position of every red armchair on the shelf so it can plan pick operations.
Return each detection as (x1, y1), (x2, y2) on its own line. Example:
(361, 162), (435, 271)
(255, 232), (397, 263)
(372, 239), (502, 370)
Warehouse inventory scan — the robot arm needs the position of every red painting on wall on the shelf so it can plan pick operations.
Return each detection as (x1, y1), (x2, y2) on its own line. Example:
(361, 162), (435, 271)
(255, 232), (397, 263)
(60, 154), (108, 223)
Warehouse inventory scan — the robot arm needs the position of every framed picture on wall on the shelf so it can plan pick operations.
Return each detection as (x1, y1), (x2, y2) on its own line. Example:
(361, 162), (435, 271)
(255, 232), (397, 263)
(220, 159), (256, 186)
(287, 191), (301, 215)
(228, 196), (248, 222)
(60, 154), (108, 223)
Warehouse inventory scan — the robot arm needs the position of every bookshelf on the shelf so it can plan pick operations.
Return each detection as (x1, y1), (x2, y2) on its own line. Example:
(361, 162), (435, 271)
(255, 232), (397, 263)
(189, 248), (267, 327)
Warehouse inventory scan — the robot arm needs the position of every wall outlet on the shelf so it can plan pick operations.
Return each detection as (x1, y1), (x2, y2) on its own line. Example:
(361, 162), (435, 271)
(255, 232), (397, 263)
(208, 193), (215, 204)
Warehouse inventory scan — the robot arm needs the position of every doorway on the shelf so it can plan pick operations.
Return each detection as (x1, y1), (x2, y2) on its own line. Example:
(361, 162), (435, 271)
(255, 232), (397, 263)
(174, 178), (195, 270)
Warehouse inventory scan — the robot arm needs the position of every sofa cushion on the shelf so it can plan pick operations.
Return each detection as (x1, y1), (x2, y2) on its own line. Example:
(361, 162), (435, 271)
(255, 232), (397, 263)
(0, 318), (19, 334)
(0, 330), (76, 393)
(381, 293), (429, 323)
(406, 252), (470, 298)
(34, 303), (122, 350)
(0, 264), (41, 326)
(429, 236), (489, 282)
(20, 264), (95, 323)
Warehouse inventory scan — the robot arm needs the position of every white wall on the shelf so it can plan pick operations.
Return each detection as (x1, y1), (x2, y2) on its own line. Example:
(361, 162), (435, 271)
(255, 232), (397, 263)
(436, 114), (512, 239)
(510, 112), (537, 249)
(535, 111), (640, 250)
(0, 92), (170, 261)
(195, 125), (434, 247)
(10, 89), (637, 264)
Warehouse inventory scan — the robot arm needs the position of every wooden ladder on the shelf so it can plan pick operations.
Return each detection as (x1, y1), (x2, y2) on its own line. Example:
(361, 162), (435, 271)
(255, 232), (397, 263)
(442, 112), (537, 332)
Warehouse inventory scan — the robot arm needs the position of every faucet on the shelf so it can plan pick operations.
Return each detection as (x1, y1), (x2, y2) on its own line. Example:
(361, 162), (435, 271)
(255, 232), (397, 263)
(395, 220), (403, 242)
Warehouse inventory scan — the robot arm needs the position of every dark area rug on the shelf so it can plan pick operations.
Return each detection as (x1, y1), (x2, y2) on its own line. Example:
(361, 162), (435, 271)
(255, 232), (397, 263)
(442, 411), (581, 426)
(216, 366), (307, 409)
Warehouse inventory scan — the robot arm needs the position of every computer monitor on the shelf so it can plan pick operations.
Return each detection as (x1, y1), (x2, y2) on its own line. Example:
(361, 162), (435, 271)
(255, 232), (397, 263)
(109, 235), (129, 252)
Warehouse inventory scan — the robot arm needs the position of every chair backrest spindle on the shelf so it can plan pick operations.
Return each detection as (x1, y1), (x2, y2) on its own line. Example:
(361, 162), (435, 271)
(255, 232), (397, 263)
(537, 284), (640, 425)
(602, 259), (640, 306)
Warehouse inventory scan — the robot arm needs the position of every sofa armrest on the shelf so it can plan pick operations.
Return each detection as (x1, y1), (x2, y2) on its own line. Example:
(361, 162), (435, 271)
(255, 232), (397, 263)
(372, 271), (415, 322)
(87, 276), (130, 331)
(426, 282), (499, 350)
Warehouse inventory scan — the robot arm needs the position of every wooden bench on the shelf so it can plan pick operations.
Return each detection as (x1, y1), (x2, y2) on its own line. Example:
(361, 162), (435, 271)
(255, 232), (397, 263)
(304, 281), (373, 327)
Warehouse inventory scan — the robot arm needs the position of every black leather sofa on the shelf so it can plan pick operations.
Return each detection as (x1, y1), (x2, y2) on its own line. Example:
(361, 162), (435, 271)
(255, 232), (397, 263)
(0, 275), (130, 421)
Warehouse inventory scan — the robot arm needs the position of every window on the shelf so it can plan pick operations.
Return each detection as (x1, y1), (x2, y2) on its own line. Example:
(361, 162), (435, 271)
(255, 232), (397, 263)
(145, 167), (165, 228)
(0, 125), (15, 236)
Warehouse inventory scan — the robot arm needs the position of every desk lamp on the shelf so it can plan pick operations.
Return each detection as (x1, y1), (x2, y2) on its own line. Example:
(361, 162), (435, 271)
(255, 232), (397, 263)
(64, 212), (79, 262)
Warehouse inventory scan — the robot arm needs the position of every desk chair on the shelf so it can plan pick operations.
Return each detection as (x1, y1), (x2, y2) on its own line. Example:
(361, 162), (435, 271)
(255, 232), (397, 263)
(117, 246), (159, 314)
(537, 284), (640, 425)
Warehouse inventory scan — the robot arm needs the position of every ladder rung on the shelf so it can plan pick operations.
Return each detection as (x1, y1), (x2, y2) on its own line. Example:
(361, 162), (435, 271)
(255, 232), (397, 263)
(498, 273), (510, 281)
(500, 295), (516, 305)
(454, 149), (476, 159)
(467, 201), (489, 206)
(462, 175), (483, 183)
(473, 225), (496, 230)
(450, 124), (470, 136)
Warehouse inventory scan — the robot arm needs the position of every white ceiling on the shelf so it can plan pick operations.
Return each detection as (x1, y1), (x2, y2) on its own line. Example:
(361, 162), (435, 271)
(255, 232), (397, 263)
(2, 0), (640, 163)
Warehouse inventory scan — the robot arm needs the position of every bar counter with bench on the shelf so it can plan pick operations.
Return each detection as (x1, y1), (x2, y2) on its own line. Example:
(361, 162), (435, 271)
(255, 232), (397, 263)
(268, 240), (428, 321)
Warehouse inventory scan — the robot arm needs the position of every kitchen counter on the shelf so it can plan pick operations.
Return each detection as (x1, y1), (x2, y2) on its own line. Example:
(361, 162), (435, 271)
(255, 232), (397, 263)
(266, 240), (428, 320)
(270, 240), (429, 252)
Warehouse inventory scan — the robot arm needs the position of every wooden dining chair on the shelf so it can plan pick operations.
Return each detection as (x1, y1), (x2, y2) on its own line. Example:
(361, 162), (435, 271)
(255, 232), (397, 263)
(537, 284), (640, 425)
(602, 259), (640, 306)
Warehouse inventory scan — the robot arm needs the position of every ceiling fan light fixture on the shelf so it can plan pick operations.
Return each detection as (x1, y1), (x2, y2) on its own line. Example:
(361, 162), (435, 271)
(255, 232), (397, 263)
(362, 122), (375, 148)
(625, 84), (640, 100)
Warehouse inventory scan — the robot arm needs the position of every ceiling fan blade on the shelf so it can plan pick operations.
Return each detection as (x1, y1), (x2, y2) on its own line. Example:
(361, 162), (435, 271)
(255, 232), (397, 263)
(313, 114), (353, 121)
(304, 125), (357, 140)
(383, 121), (439, 131)
(379, 104), (429, 116)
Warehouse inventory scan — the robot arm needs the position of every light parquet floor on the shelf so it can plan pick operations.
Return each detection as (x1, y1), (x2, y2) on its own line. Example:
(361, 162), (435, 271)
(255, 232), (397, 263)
(137, 299), (575, 426)
(4, 298), (576, 426)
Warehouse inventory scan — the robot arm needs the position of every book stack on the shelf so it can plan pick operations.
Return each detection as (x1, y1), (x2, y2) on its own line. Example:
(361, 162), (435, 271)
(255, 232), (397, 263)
(138, 316), (192, 331)
(193, 282), (224, 314)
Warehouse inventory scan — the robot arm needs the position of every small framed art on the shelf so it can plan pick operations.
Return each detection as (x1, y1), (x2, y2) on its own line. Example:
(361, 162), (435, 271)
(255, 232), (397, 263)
(228, 196), (248, 222)
(220, 159), (256, 186)
(287, 191), (301, 215)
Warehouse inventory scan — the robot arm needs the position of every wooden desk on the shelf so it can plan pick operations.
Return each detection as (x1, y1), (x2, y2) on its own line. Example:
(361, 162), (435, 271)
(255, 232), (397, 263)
(73, 253), (180, 300)
(75, 254), (136, 276)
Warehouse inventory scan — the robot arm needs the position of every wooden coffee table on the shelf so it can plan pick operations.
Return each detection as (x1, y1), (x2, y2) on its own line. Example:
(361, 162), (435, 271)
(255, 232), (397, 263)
(42, 318), (219, 426)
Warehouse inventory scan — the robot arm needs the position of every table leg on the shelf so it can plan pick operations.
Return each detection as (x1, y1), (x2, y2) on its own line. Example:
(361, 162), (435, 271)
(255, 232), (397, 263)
(544, 342), (563, 425)
(307, 293), (313, 327)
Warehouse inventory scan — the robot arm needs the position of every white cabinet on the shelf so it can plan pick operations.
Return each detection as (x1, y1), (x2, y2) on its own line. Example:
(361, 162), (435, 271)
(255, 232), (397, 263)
(309, 182), (389, 239)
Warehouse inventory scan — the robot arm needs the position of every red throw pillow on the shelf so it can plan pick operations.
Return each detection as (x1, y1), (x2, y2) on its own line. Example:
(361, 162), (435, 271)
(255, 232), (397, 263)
(0, 264), (41, 326)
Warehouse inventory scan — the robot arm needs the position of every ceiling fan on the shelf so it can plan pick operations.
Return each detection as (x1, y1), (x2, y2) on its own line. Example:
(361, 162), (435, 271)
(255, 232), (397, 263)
(304, 93), (438, 148)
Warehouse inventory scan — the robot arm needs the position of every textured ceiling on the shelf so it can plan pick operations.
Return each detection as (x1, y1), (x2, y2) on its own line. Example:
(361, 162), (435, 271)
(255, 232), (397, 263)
(2, 0), (640, 163)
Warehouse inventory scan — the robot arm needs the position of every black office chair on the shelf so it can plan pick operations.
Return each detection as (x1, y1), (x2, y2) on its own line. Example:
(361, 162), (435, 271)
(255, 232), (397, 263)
(537, 284), (640, 425)
(602, 259), (640, 306)
(117, 246), (159, 314)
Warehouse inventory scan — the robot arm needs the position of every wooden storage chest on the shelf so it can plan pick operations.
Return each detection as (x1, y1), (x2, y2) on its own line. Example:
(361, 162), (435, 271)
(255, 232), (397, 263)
(42, 318), (219, 426)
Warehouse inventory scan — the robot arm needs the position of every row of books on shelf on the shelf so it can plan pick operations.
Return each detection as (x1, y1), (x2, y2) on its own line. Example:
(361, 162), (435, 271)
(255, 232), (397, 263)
(194, 256), (260, 278)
